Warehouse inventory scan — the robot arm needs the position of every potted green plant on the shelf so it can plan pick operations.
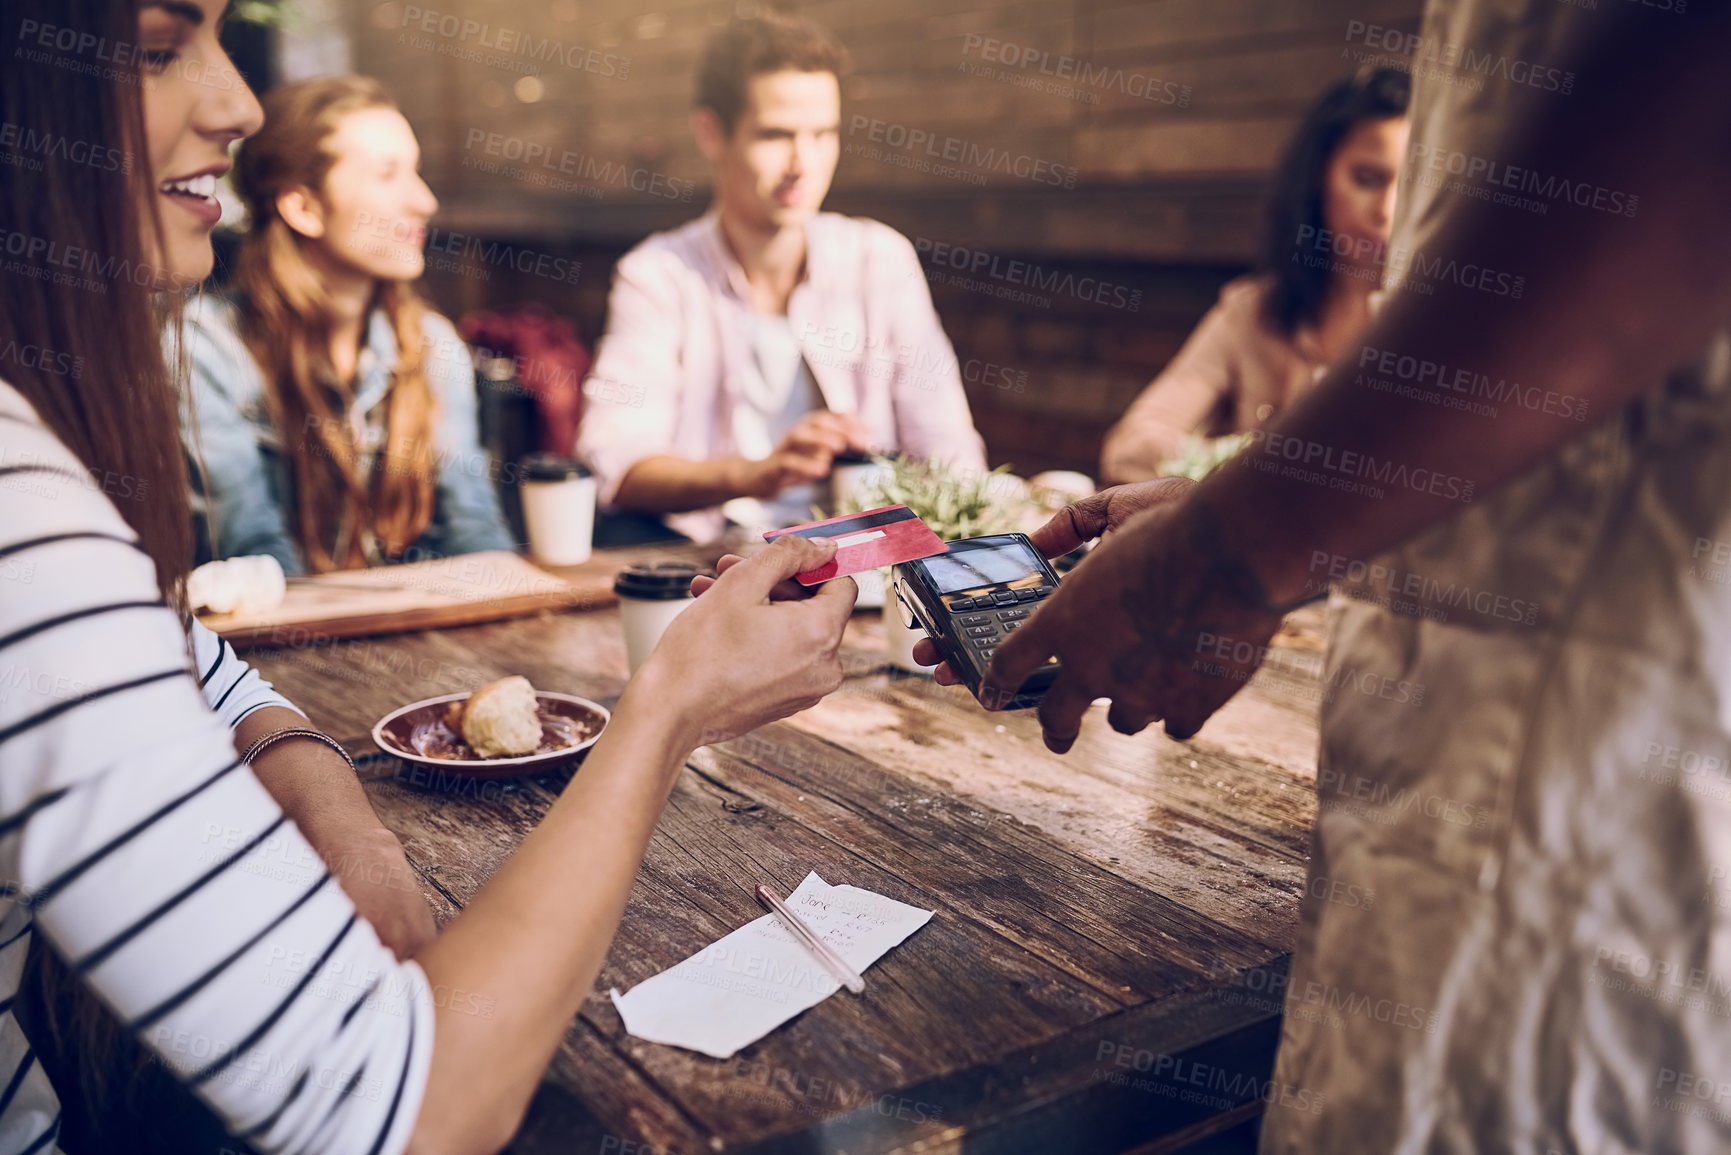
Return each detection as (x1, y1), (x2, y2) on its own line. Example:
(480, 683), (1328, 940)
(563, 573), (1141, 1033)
(1160, 431), (1250, 481)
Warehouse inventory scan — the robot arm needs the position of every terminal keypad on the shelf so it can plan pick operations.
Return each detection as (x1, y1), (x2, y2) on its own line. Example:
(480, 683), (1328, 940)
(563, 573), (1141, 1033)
(950, 586), (1053, 661)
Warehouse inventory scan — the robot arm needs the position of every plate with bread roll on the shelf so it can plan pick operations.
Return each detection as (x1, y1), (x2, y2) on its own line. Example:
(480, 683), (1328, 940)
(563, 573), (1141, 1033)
(371, 676), (609, 779)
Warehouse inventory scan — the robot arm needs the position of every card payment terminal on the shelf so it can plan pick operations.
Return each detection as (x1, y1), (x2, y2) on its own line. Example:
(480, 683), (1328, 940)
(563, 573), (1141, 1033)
(891, 533), (1062, 710)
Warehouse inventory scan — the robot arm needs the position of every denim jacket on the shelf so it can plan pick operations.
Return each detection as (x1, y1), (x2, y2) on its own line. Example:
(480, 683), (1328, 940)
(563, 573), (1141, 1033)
(175, 294), (515, 574)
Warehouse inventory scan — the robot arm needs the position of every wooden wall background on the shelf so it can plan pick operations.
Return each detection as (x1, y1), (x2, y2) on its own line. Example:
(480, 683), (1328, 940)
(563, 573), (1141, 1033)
(342, 0), (1423, 476)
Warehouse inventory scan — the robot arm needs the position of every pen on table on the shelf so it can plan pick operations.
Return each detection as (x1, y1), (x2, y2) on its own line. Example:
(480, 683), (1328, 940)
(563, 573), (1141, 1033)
(755, 883), (866, 995)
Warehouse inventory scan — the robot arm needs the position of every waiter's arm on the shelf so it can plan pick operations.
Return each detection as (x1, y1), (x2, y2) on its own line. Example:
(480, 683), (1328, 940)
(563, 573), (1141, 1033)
(1207, 5), (1731, 604)
(985, 5), (1731, 742)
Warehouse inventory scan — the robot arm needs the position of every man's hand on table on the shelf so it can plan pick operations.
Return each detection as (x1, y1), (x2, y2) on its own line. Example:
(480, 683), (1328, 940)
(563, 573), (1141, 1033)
(912, 478), (1286, 752)
(642, 534), (856, 750)
(734, 411), (870, 499)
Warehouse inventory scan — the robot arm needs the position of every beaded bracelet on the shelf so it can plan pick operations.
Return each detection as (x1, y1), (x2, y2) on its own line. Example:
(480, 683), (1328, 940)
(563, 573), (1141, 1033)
(240, 727), (358, 774)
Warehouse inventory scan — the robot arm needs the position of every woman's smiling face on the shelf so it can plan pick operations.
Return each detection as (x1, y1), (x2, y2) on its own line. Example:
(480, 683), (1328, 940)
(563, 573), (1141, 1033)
(294, 106), (440, 284)
(138, 0), (262, 283)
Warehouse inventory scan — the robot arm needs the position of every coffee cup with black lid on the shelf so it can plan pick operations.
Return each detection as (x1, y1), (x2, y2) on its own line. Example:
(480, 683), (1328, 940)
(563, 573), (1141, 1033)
(828, 449), (887, 515)
(520, 453), (595, 567)
(614, 563), (698, 675)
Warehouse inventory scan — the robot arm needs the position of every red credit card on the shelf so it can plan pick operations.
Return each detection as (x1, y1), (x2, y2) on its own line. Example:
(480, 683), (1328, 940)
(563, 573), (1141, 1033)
(763, 505), (948, 585)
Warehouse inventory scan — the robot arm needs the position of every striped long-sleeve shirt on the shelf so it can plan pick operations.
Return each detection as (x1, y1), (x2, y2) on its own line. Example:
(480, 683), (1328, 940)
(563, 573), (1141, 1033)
(0, 379), (434, 1155)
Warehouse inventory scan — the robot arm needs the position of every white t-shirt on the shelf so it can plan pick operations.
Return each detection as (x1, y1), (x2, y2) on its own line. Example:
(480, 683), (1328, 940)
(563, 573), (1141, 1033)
(727, 313), (823, 530)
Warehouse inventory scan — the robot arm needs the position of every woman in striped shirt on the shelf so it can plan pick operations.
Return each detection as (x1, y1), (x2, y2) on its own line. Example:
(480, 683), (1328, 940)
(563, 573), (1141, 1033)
(0, 2), (857, 1153)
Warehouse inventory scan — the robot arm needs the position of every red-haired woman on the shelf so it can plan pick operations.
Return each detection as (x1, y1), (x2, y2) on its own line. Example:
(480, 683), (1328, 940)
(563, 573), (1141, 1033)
(179, 76), (512, 573)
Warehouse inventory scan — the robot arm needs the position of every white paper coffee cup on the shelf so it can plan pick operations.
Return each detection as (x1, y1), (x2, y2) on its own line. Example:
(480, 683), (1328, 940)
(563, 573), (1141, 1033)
(521, 454), (596, 567)
(615, 563), (698, 676)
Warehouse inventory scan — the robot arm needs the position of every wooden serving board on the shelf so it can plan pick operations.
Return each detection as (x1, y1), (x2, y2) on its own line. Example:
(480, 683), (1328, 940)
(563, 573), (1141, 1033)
(199, 550), (617, 650)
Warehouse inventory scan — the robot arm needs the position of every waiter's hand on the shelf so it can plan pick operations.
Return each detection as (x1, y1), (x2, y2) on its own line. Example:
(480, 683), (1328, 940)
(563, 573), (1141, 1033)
(917, 480), (1287, 752)
(737, 412), (871, 499)
(912, 477), (1194, 681)
(1029, 477), (1198, 555)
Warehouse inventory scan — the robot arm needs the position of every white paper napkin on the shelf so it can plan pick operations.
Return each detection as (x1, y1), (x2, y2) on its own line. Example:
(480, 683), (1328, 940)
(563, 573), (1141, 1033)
(609, 871), (934, 1058)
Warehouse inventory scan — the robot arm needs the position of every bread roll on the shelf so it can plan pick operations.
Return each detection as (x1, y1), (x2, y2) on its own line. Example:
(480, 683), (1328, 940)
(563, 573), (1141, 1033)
(461, 676), (542, 758)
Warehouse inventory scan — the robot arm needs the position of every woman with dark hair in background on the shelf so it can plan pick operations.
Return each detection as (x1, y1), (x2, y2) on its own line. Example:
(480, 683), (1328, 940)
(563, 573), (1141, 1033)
(180, 76), (513, 573)
(0, 2), (854, 1152)
(1100, 67), (1410, 483)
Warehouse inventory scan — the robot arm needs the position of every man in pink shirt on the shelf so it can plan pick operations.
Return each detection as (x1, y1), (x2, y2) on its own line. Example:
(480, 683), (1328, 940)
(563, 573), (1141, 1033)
(577, 11), (987, 542)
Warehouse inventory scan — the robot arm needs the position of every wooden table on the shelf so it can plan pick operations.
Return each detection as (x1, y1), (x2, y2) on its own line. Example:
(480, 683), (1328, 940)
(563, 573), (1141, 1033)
(248, 546), (1324, 1155)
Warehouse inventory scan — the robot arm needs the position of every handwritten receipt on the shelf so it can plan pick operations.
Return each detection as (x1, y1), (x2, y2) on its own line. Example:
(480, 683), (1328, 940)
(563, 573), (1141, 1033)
(609, 872), (934, 1058)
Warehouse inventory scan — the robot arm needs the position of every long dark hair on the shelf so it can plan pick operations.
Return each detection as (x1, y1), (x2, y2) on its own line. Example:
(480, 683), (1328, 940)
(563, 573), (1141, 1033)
(1260, 66), (1410, 337)
(0, 0), (196, 602)
(1, 0), (220, 1139)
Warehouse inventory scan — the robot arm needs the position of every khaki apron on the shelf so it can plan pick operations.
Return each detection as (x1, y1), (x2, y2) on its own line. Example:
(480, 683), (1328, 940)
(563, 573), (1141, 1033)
(1261, 1), (1731, 1151)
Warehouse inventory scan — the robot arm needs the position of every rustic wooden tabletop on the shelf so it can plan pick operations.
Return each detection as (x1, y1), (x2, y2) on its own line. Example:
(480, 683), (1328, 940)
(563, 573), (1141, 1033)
(247, 546), (1324, 1155)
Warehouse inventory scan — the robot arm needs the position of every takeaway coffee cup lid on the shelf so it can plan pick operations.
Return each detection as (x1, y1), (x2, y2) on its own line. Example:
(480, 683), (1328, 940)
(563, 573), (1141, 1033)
(521, 453), (591, 483)
(614, 563), (699, 600)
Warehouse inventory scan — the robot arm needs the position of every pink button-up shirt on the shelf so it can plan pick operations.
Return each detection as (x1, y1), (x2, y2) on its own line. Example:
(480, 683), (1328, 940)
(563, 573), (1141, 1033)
(577, 210), (987, 542)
